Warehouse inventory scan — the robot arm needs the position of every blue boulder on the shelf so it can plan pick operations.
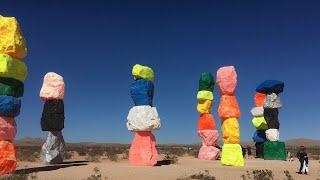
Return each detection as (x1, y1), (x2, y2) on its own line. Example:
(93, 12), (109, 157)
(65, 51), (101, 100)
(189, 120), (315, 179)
(253, 130), (267, 143)
(0, 95), (21, 117)
(256, 80), (284, 94)
(130, 79), (154, 106)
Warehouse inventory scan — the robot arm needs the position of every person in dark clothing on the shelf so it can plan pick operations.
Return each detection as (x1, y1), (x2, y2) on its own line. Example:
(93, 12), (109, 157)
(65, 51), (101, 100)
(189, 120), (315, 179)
(296, 146), (308, 174)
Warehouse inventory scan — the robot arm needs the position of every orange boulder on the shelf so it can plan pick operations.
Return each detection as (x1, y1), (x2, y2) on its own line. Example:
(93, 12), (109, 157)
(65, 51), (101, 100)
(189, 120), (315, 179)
(0, 141), (16, 175)
(129, 131), (158, 166)
(198, 114), (216, 130)
(254, 93), (266, 107)
(218, 95), (241, 120)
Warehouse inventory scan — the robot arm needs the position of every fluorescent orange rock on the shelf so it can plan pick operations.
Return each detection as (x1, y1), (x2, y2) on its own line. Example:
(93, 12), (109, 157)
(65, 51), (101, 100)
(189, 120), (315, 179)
(0, 141), (17, 175)
(0, 117), (17, 141)
(216, 66), (237, 95)
(254, 93), (266, 107)
(198, 145), (220, 160)
(198, 130), (219, 146)
(218, 95), (240, 120)
(198, 114), (216, 130)
(129, 131), (158, 166)
(221, 118), (240, 144)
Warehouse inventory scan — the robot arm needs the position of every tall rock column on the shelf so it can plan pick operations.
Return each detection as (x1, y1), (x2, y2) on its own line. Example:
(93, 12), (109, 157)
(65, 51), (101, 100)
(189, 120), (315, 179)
(196, 72), (219, 160)
(250, 92), (267, 158)
(40, 72), (66, 164)
(216, 66), (244, 166)
(127, 64), (160, 166)
(0, 16), (28, 174)
(256, 80), (286, 160)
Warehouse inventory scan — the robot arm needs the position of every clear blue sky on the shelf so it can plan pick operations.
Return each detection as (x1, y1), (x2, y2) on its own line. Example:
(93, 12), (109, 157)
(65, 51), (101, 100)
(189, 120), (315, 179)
(1, 0), (320, 144)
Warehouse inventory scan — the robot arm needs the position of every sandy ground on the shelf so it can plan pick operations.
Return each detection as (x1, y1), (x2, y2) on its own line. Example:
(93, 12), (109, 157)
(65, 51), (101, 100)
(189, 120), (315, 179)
(15, 157), (320, 180)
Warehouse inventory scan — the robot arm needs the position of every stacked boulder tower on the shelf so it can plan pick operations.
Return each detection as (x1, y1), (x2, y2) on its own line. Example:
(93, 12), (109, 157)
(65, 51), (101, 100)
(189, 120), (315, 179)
(127, 64), (161, 166)
(196, 72), (220, 160)
(250, 92), (267, 158)
(256, 80), (286, 160)
(0, 16), (28, 174)
(40, 72), (66, 164)
(216, 66), (244, 166)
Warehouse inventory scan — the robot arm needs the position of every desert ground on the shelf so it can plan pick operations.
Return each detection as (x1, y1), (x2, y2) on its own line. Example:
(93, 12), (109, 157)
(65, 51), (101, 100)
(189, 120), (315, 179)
(14, 156), (320, 180)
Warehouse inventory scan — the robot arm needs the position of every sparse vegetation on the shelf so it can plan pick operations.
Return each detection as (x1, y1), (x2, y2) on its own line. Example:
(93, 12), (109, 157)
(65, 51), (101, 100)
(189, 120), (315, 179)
(241, 169), (274, 180)
(164, 153), (179, 164)
(84, 167), (108, 180)
(16, 146), (40, 162)
(177, 170), (216, 180)
(65, 151), (73, 160)
(283, 170), (293, 180)
(0, 173), (37, 180)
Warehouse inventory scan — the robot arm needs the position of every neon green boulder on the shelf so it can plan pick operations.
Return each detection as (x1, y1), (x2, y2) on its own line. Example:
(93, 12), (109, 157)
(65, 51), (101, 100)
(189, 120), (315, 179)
(0, 54), (27, 81)
(252, 116), (268, 130)
(197, 90), (214, 100)
(132, 64), (154, 81)
(221, 144), (244, 166)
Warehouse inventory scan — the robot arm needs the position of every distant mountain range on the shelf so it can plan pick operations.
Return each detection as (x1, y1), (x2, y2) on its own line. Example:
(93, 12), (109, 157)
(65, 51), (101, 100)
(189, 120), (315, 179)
(14, 137), (320, 147)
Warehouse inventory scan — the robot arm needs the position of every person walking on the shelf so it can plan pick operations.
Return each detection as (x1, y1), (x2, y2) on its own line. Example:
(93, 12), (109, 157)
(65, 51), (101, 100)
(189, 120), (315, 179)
(296, 146), (308, 174)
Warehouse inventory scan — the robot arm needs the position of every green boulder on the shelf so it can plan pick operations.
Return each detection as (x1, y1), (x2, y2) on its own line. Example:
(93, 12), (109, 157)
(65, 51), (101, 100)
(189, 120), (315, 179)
(199, 72), (214, 92)
(0, 77), (24, 97)
(263, 141), (286, 160)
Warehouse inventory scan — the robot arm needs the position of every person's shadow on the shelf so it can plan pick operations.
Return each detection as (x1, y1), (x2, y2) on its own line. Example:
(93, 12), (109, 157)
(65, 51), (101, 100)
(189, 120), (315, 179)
(15, 161), (89, 174)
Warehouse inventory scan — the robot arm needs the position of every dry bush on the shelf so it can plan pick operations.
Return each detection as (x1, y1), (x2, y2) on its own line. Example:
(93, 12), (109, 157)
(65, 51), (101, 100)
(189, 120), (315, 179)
(105, 148), (118, 162)
(0, 173), (37, 180)
(17, 146), (40, 162)
(84, 167), (108, 180)
(284, 170), (293, 180)
(177, 170), (215, 180)
(241, 169), (274, 180)
(65, 151), (73, 160)
(164, 153), (179, 164)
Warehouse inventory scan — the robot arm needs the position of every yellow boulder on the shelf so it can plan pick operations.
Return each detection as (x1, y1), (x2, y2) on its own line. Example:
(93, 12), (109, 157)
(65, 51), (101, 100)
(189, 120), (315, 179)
(0, 54), (27, 81)
(132, 64), (154, 81)
(0, 16), (27, 59)
(197, 91), (214, 100)
(221, 118), (240, 144)
(197, 99), (212, 114)
(221, 144), (244, 166)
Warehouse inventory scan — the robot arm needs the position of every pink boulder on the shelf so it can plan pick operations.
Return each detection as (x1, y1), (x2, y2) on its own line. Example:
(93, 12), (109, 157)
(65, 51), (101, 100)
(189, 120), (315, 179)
(129, 131), (158, 166)
(40, 72), (65, 101)
(198, 130), (219, 146)
(216, 66), (237, 95)
(0, 117), (16, 142)
(198, 145), (220, 160)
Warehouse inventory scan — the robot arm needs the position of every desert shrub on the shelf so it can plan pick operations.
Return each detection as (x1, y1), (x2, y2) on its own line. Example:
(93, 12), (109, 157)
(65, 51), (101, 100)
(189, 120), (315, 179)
(0, 173), (37, 180)
(164, 153), (179, 164)
(65, 151), (73, 160)
(121, 149), (129, 160)
(241, 169), (274, 180)
(105, 149), (118, 162)
(86, 149), (101, 162)
(16, 146), (40, 162)
(85, 167), (108, 180)
(177, 170), (215, 180)
(186, 149), (199, 158)
(283, 170), (293, 180)
(71, 146), (88, 156)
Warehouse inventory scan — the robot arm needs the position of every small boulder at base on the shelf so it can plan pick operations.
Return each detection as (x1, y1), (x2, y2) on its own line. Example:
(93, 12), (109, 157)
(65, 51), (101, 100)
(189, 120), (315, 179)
(263, 141), (286, 160)
(41, 131), (66, 164)
(0, 140), (17, 175)
(221, 144), (244, 166)
(129, 131), (158, 166)
(198, 145), (220, 160)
